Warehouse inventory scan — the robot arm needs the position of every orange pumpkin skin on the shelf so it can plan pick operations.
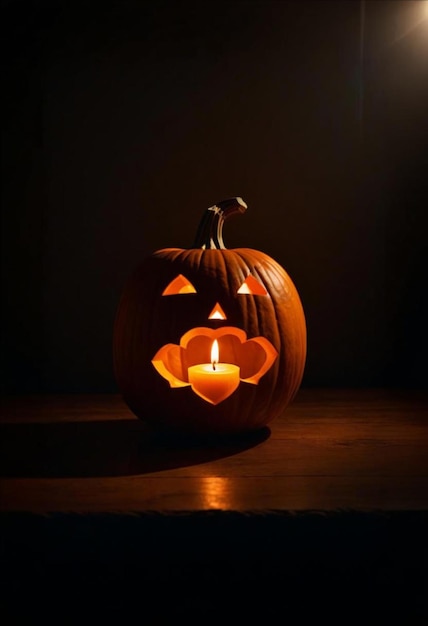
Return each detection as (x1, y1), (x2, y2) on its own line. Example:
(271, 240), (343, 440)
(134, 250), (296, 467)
(113, 201), (306, 436)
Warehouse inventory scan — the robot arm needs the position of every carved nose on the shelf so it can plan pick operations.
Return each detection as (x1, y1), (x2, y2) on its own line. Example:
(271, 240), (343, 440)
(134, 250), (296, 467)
(208, 303), (227, 320)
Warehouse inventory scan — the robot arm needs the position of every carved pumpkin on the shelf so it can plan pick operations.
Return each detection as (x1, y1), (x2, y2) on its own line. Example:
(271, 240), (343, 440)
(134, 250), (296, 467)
(113, 197), (306, 436)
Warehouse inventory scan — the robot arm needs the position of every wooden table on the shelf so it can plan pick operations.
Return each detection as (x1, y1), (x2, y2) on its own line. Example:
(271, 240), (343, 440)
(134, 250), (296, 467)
(1, 388), (428, 512)
(1, 389), (427, 623)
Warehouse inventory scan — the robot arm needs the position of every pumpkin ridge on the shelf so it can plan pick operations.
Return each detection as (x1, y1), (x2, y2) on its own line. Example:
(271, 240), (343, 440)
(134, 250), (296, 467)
(234, 250), (263, 427)
(252, 249), (304, 410)
(268, 252), (295, 387)
(226, 249), (255, 427)
(113, 199), (306, 436)
(264, 254), (300, 406)
(265, 253), (306, 405)
(254, 250), (285, 420)
(255, 257), (282, 420)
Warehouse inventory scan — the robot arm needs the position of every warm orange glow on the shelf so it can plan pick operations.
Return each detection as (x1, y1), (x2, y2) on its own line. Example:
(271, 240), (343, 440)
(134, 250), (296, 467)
(188, 362), (240, 404)
(208, 303), (227, 320)
(237, 275), (268, 296)
(189, 337), (239, 405)
(390, 1), (428, 45)
(151, 326), (278, 403)
(162, 274), (197, 295)
(211, 339), (219, 367)
(200, 477), (231, 509)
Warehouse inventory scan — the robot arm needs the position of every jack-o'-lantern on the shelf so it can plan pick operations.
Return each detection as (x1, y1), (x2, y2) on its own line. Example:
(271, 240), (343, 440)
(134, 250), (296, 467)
(113, 197), (306, 436)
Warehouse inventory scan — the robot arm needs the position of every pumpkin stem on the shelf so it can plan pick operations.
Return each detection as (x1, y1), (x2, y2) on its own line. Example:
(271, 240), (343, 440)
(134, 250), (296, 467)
(192, 197), (248, 249)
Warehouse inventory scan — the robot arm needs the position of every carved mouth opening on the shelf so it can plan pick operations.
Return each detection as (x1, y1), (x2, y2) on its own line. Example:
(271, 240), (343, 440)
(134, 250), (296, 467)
(152, 326), (278, 404)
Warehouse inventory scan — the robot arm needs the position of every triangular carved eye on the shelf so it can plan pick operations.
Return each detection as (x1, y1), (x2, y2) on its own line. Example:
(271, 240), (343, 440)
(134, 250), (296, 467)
(237, 275), (268, 296)
(162, 274), (197, 296)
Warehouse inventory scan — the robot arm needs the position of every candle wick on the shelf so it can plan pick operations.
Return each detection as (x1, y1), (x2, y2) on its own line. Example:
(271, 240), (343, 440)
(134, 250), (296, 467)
(212, 362), (216, 371)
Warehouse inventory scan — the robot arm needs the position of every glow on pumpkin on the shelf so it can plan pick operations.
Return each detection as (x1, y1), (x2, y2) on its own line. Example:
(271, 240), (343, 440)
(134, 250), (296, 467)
(113, 197), (306, 436)
(153, 267), (277, 404)
(208, 303), (227, 320)
(152, 326), (278, 404)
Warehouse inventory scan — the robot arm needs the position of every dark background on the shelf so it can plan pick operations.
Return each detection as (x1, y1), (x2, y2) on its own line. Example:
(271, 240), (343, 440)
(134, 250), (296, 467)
(2, 0), (428, 394)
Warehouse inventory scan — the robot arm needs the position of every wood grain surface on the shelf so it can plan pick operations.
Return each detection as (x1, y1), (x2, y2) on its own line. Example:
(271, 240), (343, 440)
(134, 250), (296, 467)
(1, 388), (427, 513)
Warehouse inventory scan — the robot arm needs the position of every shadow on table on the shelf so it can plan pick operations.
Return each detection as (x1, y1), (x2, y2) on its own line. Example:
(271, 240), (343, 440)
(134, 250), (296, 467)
(0, 419), (270, 478)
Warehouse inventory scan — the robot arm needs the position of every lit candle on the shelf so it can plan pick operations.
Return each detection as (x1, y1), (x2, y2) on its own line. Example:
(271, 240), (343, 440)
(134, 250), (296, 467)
(188, 339), (240, 405)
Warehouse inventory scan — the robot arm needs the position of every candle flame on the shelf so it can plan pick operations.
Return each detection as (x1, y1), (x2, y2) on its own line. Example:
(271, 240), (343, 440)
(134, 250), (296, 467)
(211, 339), (219, 370)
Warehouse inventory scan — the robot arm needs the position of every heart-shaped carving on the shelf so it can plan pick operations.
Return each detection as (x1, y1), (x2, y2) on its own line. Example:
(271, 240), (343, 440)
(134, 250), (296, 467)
(152, 327), (278, 403)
